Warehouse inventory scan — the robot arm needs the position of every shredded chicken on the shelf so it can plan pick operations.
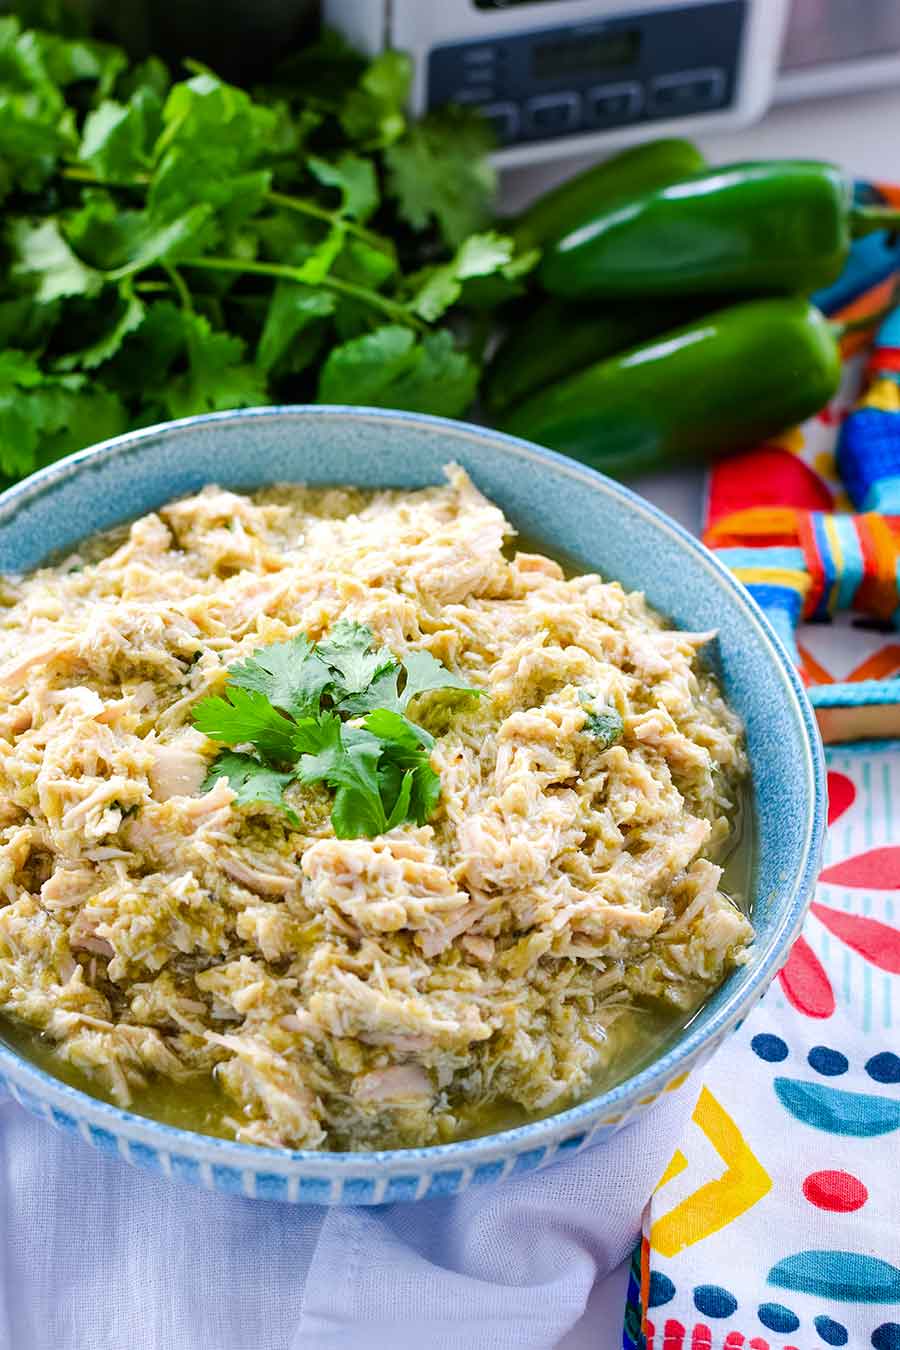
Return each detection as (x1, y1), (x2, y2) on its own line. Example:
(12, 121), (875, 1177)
(0, 467), (751, 1150)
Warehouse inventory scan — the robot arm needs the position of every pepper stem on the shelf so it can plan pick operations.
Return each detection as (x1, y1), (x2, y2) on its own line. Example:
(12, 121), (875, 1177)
(849, 204), (900, 237)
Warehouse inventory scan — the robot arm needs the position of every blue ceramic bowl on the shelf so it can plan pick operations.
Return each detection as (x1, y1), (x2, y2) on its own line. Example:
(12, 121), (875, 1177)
(0, 407), (825, 1204)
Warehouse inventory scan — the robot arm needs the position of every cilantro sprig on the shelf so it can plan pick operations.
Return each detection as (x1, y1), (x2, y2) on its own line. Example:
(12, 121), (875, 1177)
(193, 621), (481, 838)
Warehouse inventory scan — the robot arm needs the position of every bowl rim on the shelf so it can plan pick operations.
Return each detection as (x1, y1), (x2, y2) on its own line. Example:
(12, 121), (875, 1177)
(0, 405), (827, 1170)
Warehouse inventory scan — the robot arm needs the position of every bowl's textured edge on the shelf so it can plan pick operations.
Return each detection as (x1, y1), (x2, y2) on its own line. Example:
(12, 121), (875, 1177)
(0, 406), (827, 1204)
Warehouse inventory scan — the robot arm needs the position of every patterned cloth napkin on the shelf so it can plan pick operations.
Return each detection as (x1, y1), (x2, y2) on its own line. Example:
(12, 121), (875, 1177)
(625, 746), (900, 1350)
(624, 197), (900, 1350)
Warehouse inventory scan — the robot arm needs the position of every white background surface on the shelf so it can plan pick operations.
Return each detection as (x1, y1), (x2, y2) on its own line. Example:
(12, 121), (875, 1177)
(500, 85), (900, 1348)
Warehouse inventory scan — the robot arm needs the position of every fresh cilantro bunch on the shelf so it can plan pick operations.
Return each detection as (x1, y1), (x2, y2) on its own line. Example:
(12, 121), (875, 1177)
(193, 621), (481, 839)
(0, 17), (538, 484)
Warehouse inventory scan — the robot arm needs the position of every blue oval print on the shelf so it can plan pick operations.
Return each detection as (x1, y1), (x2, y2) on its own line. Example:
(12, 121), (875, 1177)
(769, 1250), (900, 1302)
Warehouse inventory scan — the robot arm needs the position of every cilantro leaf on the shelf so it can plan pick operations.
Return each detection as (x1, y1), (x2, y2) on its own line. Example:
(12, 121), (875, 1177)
(0, 350), (42, 389)
(316, 325), (414, 404)
(315, 619), (397, 699)
(9, 218), (102, 302)
(338, 648), (479, 720)
(0, 297), (58, 351)
(37, 384), (126, 466)
(340, 50), (410, 148)
(0, 354), (126, 480)
(296, 719), (387, 839)
(149, 73), (284, 231)
(101, 300), (186, 395)
(270, 28), (364, 107)
(336, 665), (402, 718)
(377, 754), (440, 829)
(8, 204), (210, 308)
(53, 286), (145, 371)
(317, 326), (479, 419)
(289, 223), (346, 286)
(409, 760), (442, 826)
(228, 634), (331, 719)
(409, 232), (540, 321)
(308, 153), (378, 223)
(367, 712), (440, 826)
(33, 30), (126, 97)
(334, 236), (397, 291)
(409, 232), (518, 323)
(158, 310), (268, 419)
(0, 96), (71, 202)
(377, 331), (480, 419)
(384, 108), (496, 248)
(290, 711), (345, 760)
(362, 707), (434, 752)
(105, 302), (266, 420)
(0, 351), (48, 478)
(399, 650), (482, 711)
(331, 782), (388, 840)
(293, 712), (348, 783)
(78, 90), (159, 183)
(582, 700), (624, 750)
(203, 751), (298, 825)
(256, 283), (335, 375)
(384, 768), (414, 830)
(63, 195), (145, 270)
(118, 56), (170, 104)
(103, 204), (215, 279)
(192, 685), (298, 763)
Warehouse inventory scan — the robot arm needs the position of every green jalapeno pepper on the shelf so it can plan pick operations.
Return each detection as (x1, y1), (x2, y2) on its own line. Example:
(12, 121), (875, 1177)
(540, 160), (900, 300)
(483, 296), (720, 413)
(510, 138), (706, 252)
(500, 297), (842, 479)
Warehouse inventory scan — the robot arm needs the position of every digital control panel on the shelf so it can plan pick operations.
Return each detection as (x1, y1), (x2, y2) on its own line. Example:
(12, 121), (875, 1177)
(427, 0), (744, 146)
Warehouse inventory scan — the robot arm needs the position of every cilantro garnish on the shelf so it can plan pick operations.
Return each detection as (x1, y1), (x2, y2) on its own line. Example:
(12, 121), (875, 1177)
(192, 621), (482, 839)
(579, 694), (624, 751)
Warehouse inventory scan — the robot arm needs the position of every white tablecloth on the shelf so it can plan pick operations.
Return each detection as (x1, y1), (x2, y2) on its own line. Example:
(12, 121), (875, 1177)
(0, 1076), (694, 1349)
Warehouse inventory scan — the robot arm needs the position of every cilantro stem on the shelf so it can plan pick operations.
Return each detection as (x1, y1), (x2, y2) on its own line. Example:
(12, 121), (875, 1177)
(164, 264), (193, 310)
(311, 276), (426, 331)
(62, 164), (149, 187)
(180, 256), (427, 332)
(61, 168), (386, 253)
(267, 190), (388, 251)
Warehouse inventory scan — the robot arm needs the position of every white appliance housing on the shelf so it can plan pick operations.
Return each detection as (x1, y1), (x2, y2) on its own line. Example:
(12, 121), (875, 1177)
(324, 0), (789, 166)
(776, 0), (900, 104)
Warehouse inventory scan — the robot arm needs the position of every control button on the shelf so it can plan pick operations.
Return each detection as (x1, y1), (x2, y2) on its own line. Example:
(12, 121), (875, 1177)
(453, 84), (498, 105)
(587, 81), (642, 126)
(462, 46), (497, 65)
(481, 101), (520, 144)
(461, 62), (496, 86)
(524, 92), (580, 137)
(649, 67), (726, 115)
